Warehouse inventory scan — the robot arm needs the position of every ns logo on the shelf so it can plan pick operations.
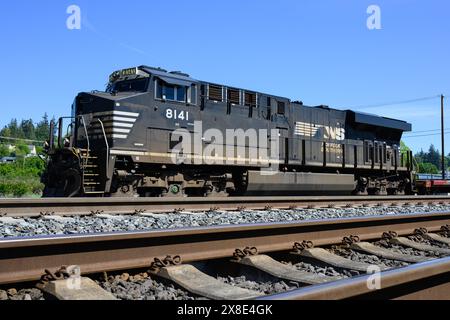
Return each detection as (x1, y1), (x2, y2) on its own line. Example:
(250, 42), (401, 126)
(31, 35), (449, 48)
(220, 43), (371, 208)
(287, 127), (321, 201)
(324, 126), (346, 141)
(294, 122), (346, 141)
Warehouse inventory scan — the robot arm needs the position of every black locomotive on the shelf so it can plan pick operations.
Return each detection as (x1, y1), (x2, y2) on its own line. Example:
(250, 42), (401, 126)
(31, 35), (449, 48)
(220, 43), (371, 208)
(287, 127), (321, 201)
(42, 66), (414, 197)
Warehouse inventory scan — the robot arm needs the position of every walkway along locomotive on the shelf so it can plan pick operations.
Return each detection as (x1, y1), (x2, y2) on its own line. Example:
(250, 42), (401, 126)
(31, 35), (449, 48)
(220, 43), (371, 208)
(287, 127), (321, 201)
(41, 66), (414, 197)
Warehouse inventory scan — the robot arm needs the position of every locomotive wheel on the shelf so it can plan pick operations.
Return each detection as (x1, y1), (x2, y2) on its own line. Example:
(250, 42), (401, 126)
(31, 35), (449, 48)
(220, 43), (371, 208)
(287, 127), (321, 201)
(44, 168), (81, 197)
(43, 168), (81, 197)
(110, 183), (138, 198)
(61, 169), (82, 197)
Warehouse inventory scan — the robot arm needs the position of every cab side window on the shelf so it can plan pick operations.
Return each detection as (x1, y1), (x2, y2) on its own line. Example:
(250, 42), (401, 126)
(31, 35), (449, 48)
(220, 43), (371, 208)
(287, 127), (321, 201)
(156, 79), (197, 104)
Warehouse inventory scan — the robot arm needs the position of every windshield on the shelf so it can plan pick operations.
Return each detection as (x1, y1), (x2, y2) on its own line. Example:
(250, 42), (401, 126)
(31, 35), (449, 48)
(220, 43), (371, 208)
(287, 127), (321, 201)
(107, 78), (149, 93)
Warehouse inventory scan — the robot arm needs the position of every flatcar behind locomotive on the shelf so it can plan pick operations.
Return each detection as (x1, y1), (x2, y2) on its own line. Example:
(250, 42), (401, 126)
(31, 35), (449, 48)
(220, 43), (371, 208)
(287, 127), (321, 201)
(42, 66), (414, 197)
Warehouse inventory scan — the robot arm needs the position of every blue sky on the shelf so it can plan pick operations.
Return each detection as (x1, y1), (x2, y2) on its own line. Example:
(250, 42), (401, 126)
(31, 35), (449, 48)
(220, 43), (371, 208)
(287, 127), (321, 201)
(0, 0), (449, 153)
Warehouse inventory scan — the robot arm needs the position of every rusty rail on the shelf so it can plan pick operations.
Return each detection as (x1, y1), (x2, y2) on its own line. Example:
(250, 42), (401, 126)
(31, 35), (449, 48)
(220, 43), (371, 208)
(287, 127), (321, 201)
(1, 195), (450, 217)
(260, 257), (450, 300)
(1, 212), (450, 286)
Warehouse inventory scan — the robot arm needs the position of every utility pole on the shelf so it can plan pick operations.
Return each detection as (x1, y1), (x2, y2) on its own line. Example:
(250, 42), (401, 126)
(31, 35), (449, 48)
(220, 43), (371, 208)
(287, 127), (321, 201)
(442, 94), (445, 179)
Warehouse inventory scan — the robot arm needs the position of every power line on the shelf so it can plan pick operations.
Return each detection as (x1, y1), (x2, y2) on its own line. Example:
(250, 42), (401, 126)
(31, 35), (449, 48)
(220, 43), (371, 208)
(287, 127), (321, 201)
(404, 131), (450, 138)
(404, 128), (450, 135)
(0, 136), (45, 143)
(350, 95), (441, 110)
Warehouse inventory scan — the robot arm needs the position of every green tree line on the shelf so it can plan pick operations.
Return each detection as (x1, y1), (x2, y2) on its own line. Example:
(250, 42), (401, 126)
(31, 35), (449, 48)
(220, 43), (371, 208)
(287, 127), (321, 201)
(0, 113), (52, 143)
(414, 144), (450, 174)
(0, 114), (54, 197)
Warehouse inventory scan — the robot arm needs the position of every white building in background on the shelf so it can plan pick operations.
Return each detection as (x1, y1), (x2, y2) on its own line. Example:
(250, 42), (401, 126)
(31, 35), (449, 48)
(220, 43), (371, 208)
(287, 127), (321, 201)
(4, 144), (37, 157)
(27, 145), (37, 156)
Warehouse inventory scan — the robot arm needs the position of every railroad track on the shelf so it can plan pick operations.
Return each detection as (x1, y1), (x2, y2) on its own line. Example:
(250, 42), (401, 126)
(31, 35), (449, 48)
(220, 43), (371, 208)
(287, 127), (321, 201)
(1, 195), (450, 217)
(1, 211), (450, 300)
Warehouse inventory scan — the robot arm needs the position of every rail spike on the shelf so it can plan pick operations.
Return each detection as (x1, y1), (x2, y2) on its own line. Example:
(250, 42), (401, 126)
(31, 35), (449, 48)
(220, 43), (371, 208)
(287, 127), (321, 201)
(292, 240), (314, 253)
(342, 235), (361, 246)
(40, 211), (55, 217)
(232, 247), (258, 262)
(149, 255), (182, 273)
(382, 231), (398, 240)
(441, 225), (450, 235)
(414, 227), (428, 236)
(39, 265), (81, 284)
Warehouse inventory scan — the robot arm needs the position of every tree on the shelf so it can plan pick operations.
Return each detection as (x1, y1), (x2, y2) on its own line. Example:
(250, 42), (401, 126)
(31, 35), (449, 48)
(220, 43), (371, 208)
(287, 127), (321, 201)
(427, 144), (441, 168)
(7, 119), (23, 139)
(0, 126), (11, 138)
(13, 144), (30, 158)
(414, 144), (446, 169)
(20, 119), (36, 141)
(415, 149), (425, 164)
(35, 113), (50, 142)
(400, 141), (410, 153)
(0, 144), (9, 157)
(1, 114), (55, 143)
(418, 162), (439, 174)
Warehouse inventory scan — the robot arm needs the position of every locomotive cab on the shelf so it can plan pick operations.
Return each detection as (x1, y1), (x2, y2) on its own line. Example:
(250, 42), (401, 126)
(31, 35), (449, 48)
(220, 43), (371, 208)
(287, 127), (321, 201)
(42, 67), (152, 197)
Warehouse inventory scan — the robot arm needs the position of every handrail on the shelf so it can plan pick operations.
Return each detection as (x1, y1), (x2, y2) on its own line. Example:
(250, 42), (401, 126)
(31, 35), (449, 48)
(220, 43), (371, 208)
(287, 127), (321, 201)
(97, 119), (110, 184)
(79, 115), (90, 194)
(79, 115), (90, 161)
(54, 116), (90, 193)
(55, 115), (90, 158)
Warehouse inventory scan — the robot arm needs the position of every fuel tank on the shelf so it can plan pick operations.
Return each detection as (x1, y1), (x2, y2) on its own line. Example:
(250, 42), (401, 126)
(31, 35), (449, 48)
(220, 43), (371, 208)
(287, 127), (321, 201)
(245, 170), (356, 195)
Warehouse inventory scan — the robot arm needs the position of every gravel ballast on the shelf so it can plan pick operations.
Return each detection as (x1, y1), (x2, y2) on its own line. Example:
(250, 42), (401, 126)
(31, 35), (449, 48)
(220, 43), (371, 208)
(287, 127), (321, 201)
(97, 272), (196, 300)
(217, 275), (299, 295)
(0, 288), (43, 301)
(1, 204), (450, 238)
(283, 260), (349, 278)
(97, 270), (300, 300)
(332, 247), (410, 269)
(376, 239), (443, 258)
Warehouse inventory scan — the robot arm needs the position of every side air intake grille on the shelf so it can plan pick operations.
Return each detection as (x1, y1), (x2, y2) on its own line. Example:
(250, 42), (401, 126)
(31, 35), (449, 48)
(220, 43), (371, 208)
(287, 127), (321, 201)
(208, 84), (223, 102)
(227, 88), (240, 105)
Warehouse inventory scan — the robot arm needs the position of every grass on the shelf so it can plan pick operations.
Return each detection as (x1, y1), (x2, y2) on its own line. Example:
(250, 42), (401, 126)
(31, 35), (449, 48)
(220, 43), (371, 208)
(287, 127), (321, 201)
(0, 157), (45, 198)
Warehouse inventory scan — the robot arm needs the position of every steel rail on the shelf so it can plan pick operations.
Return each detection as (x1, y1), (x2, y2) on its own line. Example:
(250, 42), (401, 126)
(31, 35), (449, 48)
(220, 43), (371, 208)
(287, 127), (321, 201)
(1, 195), (450, 217)
(1, 212), (450, 285)
(259, 257), (450, 300)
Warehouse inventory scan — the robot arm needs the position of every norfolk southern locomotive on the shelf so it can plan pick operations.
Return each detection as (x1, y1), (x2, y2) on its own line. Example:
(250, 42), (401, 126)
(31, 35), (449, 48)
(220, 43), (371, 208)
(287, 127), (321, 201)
(42, 66), (414, 197)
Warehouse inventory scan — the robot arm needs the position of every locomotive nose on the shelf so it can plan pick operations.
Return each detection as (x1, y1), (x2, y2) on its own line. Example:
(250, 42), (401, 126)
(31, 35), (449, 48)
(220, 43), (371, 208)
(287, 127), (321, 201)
(76, 92), (116, 115)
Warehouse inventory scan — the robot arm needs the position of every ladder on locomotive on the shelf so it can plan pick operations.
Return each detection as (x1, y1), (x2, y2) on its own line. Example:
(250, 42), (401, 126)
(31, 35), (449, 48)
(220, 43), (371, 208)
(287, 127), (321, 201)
(80, 149), (104, 195)
(79, 118), (110, 195)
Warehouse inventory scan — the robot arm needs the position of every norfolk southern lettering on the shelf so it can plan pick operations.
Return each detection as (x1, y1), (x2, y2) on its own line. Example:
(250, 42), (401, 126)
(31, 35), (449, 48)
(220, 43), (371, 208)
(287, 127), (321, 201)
(42, 65), (414, 198)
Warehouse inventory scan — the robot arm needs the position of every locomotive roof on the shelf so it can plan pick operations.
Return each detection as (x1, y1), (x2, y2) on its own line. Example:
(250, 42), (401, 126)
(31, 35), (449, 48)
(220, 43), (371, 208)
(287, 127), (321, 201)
(139, 65), (198, 83)
(138, 65), (288, 100)
(350, 110), (412, 132)
(112, 65), (411, 131)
